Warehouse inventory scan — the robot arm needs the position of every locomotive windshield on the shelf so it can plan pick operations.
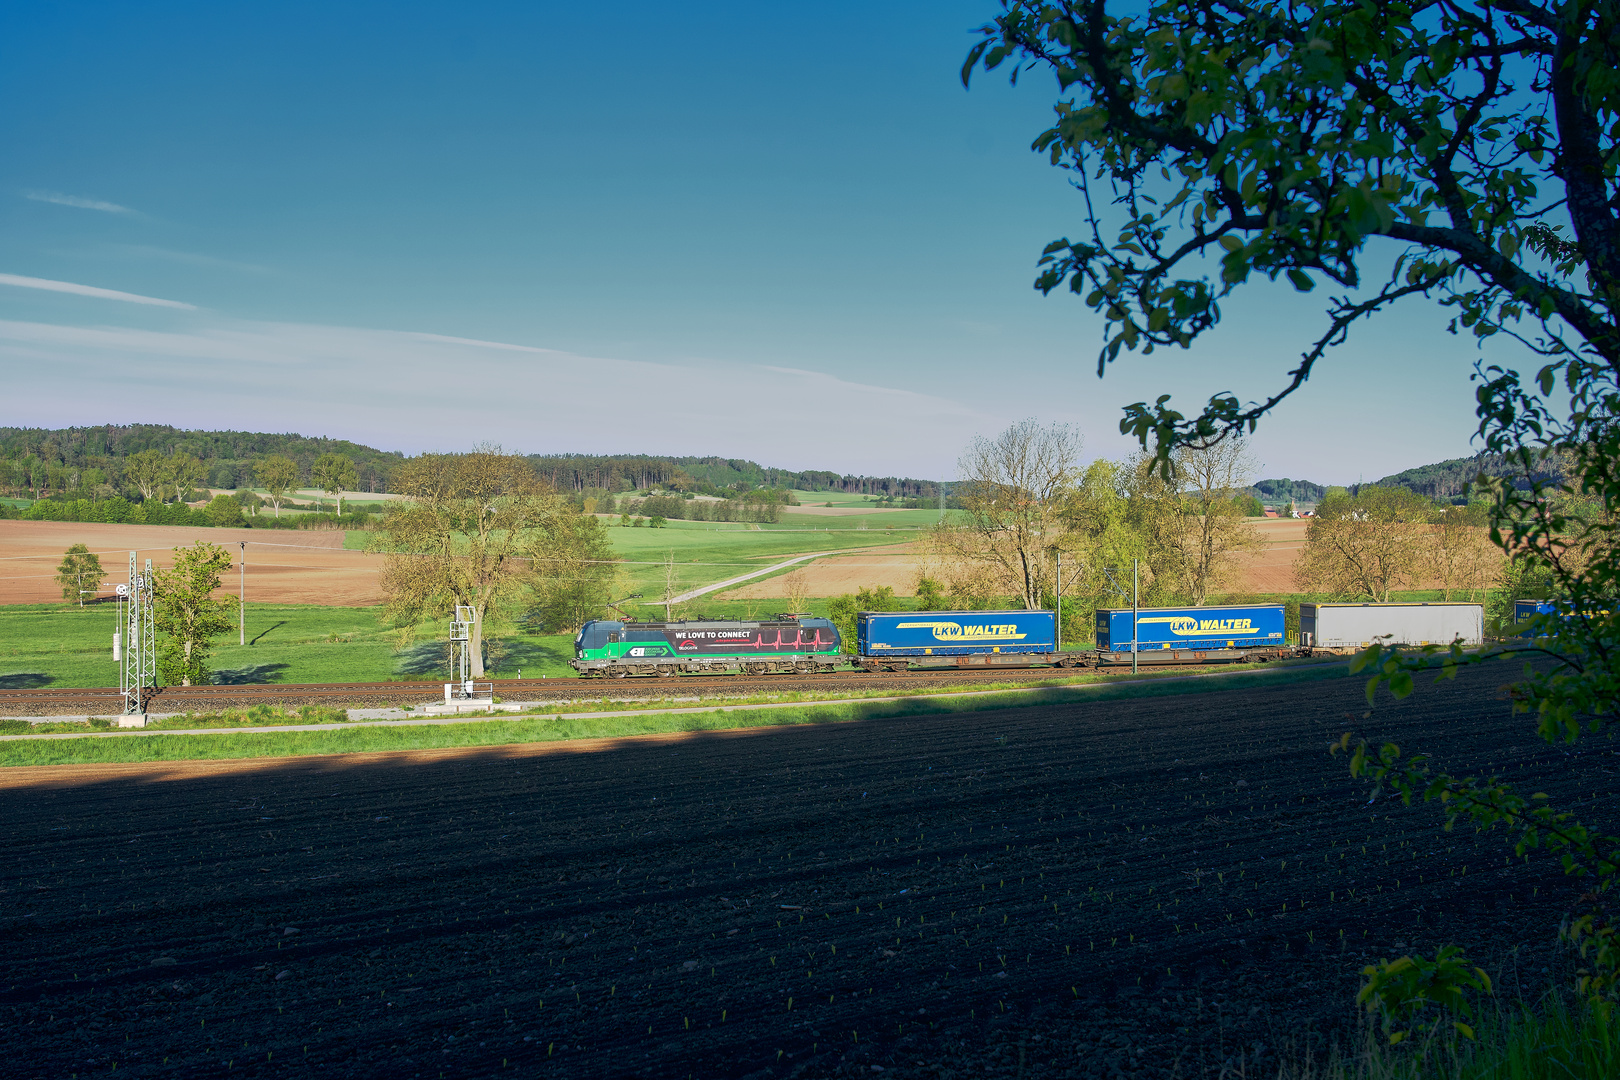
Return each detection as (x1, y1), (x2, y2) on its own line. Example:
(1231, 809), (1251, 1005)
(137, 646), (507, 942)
(575, 620), (621, 656)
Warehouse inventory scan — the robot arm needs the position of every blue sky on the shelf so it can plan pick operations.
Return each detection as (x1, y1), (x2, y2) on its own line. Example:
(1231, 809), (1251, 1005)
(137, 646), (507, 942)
(0, 0), (1522, 482)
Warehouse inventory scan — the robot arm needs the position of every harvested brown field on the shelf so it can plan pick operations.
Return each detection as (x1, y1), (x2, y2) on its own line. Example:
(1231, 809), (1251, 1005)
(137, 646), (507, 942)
(0, 520), (384, 606)
(1231, 518), (1309, 592)
(723, 520), (1313, 601)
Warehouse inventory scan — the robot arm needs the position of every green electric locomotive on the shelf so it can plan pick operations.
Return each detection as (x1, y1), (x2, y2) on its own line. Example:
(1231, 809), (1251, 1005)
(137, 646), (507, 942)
(571, 615), (843, 678)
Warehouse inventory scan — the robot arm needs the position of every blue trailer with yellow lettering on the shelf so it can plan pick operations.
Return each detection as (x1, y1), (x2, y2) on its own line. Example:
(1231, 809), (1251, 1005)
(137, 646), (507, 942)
(1510, 599), (1615, 638)
(1094, 604), (1288, 664)
(855, 610), (1073, 671)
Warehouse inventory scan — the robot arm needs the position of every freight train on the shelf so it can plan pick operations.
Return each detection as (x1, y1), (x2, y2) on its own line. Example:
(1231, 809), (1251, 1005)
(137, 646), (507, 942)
(571, 603), (1300, 678)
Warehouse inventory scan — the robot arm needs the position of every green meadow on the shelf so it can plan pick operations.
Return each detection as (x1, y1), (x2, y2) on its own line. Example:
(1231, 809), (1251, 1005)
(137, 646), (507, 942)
(602, 514), (919, 605)
(0, 494), (946, 691)
(0, 602), (579, 690)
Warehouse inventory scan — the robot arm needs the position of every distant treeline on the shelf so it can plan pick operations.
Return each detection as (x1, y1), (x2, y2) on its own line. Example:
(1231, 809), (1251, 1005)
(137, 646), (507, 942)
(0, 427), (949, 506)
(0, 495), (377, 530)
(528, 453), (943, 498)
(1249, 478), (1327, 504)
(611, 490), (795, 524)
(0, 425), (404, 499)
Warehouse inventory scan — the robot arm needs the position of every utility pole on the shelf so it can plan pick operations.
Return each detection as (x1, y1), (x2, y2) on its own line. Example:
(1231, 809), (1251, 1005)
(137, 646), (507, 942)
(1132, 557), (1139, 675)
(1054, 549), (1062, 654)
(238, 541), (246, 646)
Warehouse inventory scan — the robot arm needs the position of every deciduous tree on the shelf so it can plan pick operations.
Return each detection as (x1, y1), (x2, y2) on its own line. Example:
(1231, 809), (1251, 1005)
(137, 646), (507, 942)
(967, 0), (1616, 1002)
(123, 449), (170, 502)
(56, 543), (105, 606)
(168, 452), (206, 504)
(254, 455), (299, 517)
(311, 452), (358, 514)
(1126, 443), (1263, 606)
(154, 541), (234, 687)
(372, 450), (614, 677)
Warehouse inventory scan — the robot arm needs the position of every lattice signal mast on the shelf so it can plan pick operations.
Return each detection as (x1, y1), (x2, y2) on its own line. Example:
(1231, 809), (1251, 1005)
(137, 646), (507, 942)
(117, 552), (155, 715)
(449, 604), (475, 696)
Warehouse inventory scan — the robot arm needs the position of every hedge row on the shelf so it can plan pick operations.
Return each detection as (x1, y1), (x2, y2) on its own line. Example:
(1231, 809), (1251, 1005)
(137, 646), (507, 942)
(0, 497), (374, 530)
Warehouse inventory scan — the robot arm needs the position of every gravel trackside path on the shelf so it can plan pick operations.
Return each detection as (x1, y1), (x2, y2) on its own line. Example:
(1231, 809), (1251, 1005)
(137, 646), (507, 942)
(0, 665), (1601, 1079)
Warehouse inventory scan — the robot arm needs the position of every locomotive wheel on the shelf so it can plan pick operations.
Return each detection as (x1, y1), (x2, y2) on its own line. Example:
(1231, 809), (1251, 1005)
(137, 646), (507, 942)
(794, 662), (815, 675)
(656, 666), (676, 677)
(607, 668), (628, 679)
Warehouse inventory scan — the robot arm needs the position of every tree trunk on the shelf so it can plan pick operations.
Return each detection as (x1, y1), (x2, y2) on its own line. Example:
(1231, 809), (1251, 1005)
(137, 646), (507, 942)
(470, 607), (486, 678)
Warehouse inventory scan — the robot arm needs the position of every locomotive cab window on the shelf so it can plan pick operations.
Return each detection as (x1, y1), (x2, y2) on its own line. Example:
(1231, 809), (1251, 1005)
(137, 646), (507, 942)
(577, 622), (620, 652)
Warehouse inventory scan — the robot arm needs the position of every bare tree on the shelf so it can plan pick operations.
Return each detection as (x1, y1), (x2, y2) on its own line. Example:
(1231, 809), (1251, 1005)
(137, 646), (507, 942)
(1425, 504), (1502, 602)
(783, 570), (810, 615)
(660, 550), (680, 620)
(939, 419), (1082, 610)
(1127, 443), (1263, 606)
(1295, 487), (1434, 602)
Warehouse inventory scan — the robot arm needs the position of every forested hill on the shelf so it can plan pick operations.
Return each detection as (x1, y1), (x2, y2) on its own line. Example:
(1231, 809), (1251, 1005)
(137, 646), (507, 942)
(1249, 478), (1327, 504)
(1368, 452), (1564, 499)
(0, 427), (942, 500)
(1247, 453), (1568, 506)
(0, 425), (404, 492)
(526, 454), (942, 498)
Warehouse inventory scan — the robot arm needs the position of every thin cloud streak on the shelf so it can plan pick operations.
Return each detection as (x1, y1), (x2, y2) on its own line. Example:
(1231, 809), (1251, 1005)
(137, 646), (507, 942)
(0, 315), (994, 476)
(24, 190), (134, 214)
(97, 244), (271, 274)
(0, 274), (196, 310)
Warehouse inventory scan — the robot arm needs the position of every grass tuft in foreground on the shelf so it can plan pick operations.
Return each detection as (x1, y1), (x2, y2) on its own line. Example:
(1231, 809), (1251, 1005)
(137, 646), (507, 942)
(0, 704), (352, 737)
(1280, 993), (1619, 1079)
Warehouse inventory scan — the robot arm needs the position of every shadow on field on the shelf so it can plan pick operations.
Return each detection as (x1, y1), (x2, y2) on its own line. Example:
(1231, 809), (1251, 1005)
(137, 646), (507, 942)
(211, 663), (289, 685)
(247, 620), (287, 646)
(394, 637), (573, 679)
(394, 640), (450, 678)
(0, 672), (52, 689)
(0, 664), (1585, 1080)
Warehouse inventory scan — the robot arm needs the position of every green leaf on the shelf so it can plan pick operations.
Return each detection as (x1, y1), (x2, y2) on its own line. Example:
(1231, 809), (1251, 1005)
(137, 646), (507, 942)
(1218, 235), (1244, 253)
(1286, 269), (1315, 292)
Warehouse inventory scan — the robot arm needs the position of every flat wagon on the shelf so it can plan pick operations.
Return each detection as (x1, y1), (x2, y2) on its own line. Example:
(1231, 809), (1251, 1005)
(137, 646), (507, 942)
(1510, 599), (1615, 638)
(1299, 602), (1483, 652)
(1094, 604), (1288, 664)
(854, 610), (1073, 672)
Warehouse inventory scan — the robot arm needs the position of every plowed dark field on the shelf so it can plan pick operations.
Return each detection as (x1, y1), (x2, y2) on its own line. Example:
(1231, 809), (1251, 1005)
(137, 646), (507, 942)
(1, 666), (1607, 1079)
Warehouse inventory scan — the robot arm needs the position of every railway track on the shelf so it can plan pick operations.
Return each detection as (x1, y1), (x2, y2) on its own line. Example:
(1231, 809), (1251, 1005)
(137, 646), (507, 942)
(0, 666), (1103, 715)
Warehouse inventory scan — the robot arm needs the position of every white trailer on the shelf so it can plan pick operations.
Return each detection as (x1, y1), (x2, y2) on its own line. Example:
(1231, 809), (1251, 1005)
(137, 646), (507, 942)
(1299, 602), (1483, 651)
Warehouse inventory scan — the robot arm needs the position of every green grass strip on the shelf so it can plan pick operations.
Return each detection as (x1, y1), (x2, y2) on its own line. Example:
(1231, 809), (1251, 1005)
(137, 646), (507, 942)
(0, 662), (1352, 767)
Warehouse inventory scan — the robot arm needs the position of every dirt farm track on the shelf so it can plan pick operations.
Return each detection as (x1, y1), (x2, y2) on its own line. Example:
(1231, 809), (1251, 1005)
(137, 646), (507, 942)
(0, 666), (1600, 1079)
